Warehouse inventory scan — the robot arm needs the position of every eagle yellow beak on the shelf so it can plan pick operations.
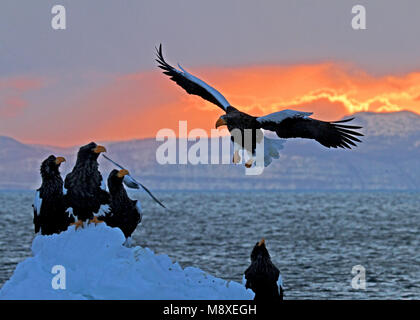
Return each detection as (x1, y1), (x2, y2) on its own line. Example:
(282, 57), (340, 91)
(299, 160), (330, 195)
(117, 169), (130, 178)
(215, 117), (227, 129)
(93, 145), (107, 154)
(258, 238), (265, 246)
(55, 157), (66, 165)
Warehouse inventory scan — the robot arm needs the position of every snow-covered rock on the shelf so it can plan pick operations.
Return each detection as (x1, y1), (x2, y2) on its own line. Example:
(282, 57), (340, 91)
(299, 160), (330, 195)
(0, 224), (254, 300)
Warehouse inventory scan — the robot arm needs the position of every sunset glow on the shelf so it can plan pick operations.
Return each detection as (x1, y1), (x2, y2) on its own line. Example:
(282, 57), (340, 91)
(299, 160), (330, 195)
(2, 63), (420, 146)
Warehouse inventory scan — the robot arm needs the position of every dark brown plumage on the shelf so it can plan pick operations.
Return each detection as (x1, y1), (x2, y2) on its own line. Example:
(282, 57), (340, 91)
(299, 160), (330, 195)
(64, 142), (110, 226)
(259, 116), (363, 149)
(244, 239), (283, 301)
(33, 155), (74, 235)
(99, 169), (142, 239)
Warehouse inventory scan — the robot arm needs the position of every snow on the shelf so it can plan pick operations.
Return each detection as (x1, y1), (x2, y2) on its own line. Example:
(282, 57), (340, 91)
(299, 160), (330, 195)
(0, 224), (254, 300)
(352, 111), (420, 137)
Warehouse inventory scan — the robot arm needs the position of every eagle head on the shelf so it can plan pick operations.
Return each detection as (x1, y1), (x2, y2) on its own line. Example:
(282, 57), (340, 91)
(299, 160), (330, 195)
(77, 142), (107, 161)
(250, 238), (271, 262)
(215, 115), (228, 128)
(40, 155), (66, 179)
(108, 169), (129, 192)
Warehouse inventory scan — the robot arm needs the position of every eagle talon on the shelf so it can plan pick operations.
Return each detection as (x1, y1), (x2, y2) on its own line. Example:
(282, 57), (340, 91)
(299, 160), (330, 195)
(233, 151), (241, 164)
(71, 220), (84, 230)
(245, 159), (254, 168)
(89, 216), (103, 225)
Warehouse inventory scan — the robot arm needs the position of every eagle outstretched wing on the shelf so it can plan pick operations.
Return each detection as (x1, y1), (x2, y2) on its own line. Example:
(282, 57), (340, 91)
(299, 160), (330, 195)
(257, 110), (363, 149)
(155, 44), (231, 111)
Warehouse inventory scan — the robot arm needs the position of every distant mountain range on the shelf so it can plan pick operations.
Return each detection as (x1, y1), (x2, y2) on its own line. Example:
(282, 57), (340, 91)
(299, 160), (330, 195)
(1, 111), (420, 190)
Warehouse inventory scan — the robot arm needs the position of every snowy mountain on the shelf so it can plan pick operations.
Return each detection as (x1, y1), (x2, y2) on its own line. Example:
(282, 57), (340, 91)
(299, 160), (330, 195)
(0, 224), (253, 299)
(352, 111), (420, 137)
(1, 111), (420, 190)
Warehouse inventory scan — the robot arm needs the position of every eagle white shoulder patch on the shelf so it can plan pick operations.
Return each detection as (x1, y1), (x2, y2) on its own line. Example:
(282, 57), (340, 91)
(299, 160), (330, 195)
(257, 109), (313, 124)
(135, 201), (142, 213)
(277, 274), (284, 293)
(136, 201), (143, 223)
(33, 190), (42, 216)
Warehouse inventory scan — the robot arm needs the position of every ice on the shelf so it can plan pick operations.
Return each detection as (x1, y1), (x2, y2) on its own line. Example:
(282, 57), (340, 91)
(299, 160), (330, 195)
(0, 223), (254, 300)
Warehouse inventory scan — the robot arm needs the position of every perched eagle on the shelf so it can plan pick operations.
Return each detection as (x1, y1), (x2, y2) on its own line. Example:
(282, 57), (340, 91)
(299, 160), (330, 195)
(33, 155), (74, 235)
(64, 142), (110, 229)
(102, 154), (166, 209)
(244, 239), (283, 301)
(156, 44), (363, 167)
(99, 169), (142, 242)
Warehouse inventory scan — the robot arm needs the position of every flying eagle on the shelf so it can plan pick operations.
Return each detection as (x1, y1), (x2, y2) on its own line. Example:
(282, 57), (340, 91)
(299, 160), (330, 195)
(244, 238), (283, 301)
(99, 169), (142, 243)
(64, 142), (110, 229)
(156, 44), (363, 167)
(33, 155), (74, 235)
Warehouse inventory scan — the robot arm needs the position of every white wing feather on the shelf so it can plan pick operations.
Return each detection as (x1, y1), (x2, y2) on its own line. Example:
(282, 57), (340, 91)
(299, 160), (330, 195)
(257, 109), (313, 124)
(33, 190), (42, 216)
(277, 274), (284, 294)
(176, 63), (231, 110)
(123, 175), (140, 189)
(136, 201), (143, 222)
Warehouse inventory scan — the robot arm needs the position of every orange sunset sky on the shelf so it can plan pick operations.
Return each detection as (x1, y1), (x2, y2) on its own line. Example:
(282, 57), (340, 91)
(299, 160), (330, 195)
(2, 62), (420, 147)
(1, 1), (420, 146)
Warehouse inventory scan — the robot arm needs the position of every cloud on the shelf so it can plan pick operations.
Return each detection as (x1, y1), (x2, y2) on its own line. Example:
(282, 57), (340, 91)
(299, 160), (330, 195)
(196, 63), (420, 117)
(0, 96), (27, 117)
(68, 62), (420, 144)
(0, 76), (44, 118)
(4, 63), (420, 146)
(0, 77), (43, 91)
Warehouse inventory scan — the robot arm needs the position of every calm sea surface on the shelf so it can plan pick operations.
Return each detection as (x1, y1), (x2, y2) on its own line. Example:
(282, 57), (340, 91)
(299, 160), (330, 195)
(0, 190), (419, 299)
